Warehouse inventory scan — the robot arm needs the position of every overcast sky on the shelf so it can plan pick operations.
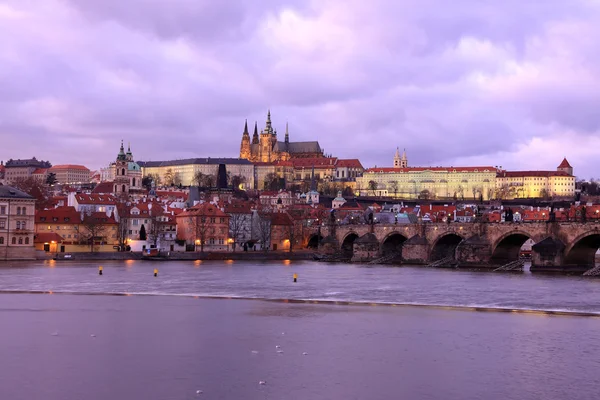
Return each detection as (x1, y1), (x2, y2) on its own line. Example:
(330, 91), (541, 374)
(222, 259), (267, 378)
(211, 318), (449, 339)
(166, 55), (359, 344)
(1, 0), (599, 178)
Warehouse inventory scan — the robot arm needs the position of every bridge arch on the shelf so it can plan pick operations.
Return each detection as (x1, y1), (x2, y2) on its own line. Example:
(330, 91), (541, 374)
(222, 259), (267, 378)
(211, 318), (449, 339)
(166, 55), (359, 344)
(563, 231), (600, 268)
(307, 234), (323, 249)
(380, 232), (408, 256)
(430, 233), (464, 261)
(491, 231), (533, 264)
(341, 232), (360, 257)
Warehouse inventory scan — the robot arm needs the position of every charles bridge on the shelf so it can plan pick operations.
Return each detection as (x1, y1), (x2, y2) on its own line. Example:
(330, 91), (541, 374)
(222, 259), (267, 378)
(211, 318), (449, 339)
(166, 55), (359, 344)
(307, 221), (600, 273)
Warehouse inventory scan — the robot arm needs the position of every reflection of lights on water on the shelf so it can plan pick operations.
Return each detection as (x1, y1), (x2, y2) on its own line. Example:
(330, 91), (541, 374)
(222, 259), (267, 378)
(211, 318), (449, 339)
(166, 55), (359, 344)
(125, 260), (134, 267)
(225, 260), (234, 265)
(48, 291), (54, 295)
(283, 259), (291, 266)
(125, 293), (132, 297)
(48, 260), (56, 268)
(194, 260), (202, 267)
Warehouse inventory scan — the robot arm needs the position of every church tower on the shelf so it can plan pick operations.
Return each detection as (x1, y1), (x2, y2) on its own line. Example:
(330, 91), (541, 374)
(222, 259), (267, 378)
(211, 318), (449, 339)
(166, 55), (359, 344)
(114, 140), (130, 194)
(393, 147), (401, 168)
(240, 120), (251, 160)
(259, 110), (274, 162)
(401, 148), (408, 168)
(557, 158), (573, 176)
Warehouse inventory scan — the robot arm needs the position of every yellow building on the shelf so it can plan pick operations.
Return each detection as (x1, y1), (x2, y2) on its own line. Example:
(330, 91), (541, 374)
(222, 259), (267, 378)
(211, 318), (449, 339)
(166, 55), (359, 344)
(34, 206), (119, 253)
(495, 158), (575, 199)
(0, 186), (36, 260)
(139, 158), (254, 189)
(356, 166), (497, 200)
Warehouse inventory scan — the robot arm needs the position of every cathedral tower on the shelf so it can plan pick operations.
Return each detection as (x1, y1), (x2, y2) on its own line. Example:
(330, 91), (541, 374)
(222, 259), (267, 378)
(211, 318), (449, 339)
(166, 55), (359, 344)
(240, 120), (251, 159)
(393, 147), (401, 168)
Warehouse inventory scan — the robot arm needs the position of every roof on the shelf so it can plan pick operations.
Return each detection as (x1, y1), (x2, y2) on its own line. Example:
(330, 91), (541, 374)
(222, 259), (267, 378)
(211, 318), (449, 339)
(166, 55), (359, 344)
(0, 185), (35, 199)
(497, 171), (573, 178)
(74, 193), (117, 205)
(270, 212), (294, 226)
(36, 206), (81, 224)
(336, 159), (364, 169)
(91, 182), (115, 194)
(49, 164), (90, 171)
(273, 141), (323, 154)
(178, 203), (228, 218)
(138, 158), (252, 168)
(557, 158), (572, 168)
(223, 201), (253, 214)
(34, 232), (64, 244)
(365, 166), (497, 173)
(4, 158), (52, 168)
(32, 168), (48, 175)
(82, 211), (118, 225)
(292, 157), (338, 168)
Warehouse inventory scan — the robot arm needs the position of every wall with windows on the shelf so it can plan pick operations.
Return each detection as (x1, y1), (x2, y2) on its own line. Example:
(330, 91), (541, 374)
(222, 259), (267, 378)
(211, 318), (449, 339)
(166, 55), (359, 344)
(0, 197), (36, 260)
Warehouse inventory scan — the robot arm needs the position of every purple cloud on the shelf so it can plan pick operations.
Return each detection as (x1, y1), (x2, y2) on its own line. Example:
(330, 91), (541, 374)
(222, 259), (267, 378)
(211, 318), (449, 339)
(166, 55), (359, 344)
(1, 0), (599, 177)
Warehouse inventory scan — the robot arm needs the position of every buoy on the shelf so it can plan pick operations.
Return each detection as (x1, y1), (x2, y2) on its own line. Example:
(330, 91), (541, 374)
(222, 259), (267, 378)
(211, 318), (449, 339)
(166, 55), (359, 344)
(98, 266), (103, 275)
(259, 381), (266, 385)
(154, 268), (158, 277)
(293, 273), (297, 283)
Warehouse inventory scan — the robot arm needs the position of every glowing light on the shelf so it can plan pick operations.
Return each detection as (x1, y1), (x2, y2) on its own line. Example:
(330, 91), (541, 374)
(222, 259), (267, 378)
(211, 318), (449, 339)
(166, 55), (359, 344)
(194, 260), (202, 267)
(283, 259), (291, 266)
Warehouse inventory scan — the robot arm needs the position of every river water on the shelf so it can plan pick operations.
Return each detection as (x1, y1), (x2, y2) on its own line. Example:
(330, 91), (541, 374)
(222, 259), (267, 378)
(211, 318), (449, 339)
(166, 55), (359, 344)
(0, 260), (599, 399)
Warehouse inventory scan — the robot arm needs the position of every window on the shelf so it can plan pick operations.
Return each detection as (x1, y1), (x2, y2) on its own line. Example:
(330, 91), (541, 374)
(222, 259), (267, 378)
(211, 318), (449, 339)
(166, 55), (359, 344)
(0, 220), (4, 229)
(11, 237), (16, 245)
(16, 207), (21, 215)
(210, 217), (216, 223)
(25, 237), (29, 245)
(22, 208), (26, 215)
(16, 221), (21, 230)
(0, 237), (3, 244)
(0, 206), (5, 215)
(56, 226), (60, 230)
(18, 238), (23, 245)
(220, 218), (225, 223)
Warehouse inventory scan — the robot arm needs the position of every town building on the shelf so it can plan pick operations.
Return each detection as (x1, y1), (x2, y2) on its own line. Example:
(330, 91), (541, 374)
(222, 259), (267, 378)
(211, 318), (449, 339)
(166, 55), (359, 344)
(139, 158), (254, 189)
(0, 186), (36, 260)
(67, 193), (119, 219)
(334, 159), (364, 182)
(495, 158), (576, 199)
(48, 164), (91, 185)
(113, 142), (143, 194)
(176, 203), (230, 252)
(240, 111), (324, 163)
(254, 161), (294, 190)
(3, 158), (52, 183)
(34, 206), (119, 254)
(224, 201), (253, 251)
(31, 168), (49, 182)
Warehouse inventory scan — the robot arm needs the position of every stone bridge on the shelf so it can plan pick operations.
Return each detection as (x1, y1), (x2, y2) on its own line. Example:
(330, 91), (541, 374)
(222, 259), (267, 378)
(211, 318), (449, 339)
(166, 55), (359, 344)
(306, 222), (600, 272)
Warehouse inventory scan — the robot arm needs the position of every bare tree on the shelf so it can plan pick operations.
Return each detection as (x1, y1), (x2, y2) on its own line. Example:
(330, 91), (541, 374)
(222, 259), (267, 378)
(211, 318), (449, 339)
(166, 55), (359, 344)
(163, 168), (175, 186)
(388, 181), (399, 198)
(80, 213), (108, 253)
(255, 215), (272, 252)
(172, 172), (182, 187)
(229, 174), (247, 189)
(229, 213), (250, 251)
(147, 205), (165, 248)
(189, 214), (211, 252)
(368, 180), (378, 196)
(419, 189), (431, 200)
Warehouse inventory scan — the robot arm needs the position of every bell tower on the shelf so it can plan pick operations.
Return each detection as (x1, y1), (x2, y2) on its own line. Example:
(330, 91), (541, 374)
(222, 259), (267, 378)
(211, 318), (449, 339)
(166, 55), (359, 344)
(240, 120), (251, 160)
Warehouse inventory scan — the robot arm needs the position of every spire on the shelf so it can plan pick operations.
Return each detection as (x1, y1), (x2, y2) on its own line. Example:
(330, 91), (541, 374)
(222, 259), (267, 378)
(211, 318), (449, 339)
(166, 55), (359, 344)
(402, 148), (407, 160)
(117, 140), (126, 161)
(252, 121), (259, 144)
(285, 122), (289, 143)
(127, 142), (132, 155)
(310, 165), (316, 192)
(395, 147), (400, 158)
(265, 109), (272, 133)
(243, 119), (249, 136)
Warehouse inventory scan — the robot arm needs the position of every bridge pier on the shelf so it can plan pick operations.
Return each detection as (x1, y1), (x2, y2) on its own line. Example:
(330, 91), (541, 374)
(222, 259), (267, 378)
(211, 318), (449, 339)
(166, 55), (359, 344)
(455, 235), (493, 268)
(401, 235), (429, 264)
(351, 233), (380, 263)
(530, 237), (576, 273)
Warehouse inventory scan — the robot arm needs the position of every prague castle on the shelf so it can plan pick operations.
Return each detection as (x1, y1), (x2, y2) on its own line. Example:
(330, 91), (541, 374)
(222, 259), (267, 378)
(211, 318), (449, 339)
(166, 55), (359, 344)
(240, 111), (323, 162)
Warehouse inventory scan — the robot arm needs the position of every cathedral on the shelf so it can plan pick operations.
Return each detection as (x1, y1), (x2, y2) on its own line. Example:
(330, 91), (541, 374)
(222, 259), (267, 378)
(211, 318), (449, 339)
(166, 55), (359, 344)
(112, 141), (142, 194)
(239, 111), (324, 162)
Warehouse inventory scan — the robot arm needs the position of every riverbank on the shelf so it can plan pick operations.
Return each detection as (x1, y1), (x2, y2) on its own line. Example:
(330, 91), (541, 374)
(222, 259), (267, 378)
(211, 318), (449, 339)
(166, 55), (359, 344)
(46, 250), (316, 262)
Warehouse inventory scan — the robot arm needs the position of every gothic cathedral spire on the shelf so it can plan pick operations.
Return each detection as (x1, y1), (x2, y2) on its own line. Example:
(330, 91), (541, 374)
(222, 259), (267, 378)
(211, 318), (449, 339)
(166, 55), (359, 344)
(252, 121), (259, 144)
(285, 122), (289, 143)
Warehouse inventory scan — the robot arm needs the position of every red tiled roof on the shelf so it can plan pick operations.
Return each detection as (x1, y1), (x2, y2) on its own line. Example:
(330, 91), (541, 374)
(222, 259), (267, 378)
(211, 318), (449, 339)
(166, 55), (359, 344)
(34, 232), (64, 244)
(497, 171), (573, 178)
(336, 159), (364, 169)
(91, 182), (115, 194)
(365, 166), (496, 173)
(292, 158), (338, 168)
(179, 203), (228, 217)
(224, 201), (253, 214)
(50, 164), (90, 171)
(82, 212), (118, 225)
(36, 206), (81, 224)
(32, 168), (48, 175)
(557, 158), (572, 168)
(75, 194), (117, 205)
(270, 212), (294, 226)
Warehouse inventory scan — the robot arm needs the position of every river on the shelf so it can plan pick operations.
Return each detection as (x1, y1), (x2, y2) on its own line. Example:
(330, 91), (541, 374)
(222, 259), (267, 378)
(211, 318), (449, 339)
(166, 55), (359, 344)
(0, 260), (598, 399)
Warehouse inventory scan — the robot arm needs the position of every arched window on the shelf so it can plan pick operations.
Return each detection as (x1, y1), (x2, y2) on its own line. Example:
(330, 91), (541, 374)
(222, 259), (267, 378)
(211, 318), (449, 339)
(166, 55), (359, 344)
(18, 237), (23, 245)
(16, 207), (21, 215)
(132, 178), (135, 187)
(22, 208), (26, 215)
(25, 237), (29, 245)
(16, 221), (20, 230)
(11, 237), (16, 245)
(114, 185), (117, 192)
(0, 237), (4, 244)
(122, 185), (126, 193)
(122, 168), (125, 176)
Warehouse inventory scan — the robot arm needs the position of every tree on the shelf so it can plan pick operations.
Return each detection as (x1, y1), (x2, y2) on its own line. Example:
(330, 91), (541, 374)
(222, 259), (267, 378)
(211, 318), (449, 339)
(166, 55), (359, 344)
(163, 168), (175, 186)
(342, 186), (354, 197)
(189, 214), (210, 252)
(147, 173), (162, 187)
(229, 174), (247, 190)
(10, 177), (52, 210)
(419, 189), (431, 200)
(115, 195), (130, 251)
(457, 185), (465, 200)
(139, 224), (147, 241)
(229, 213), (250, 251)
(79, 213), (107, 253)
(388, 181), (399, 198)
(368, 180), (378, 196)
(539, 188), (550, 200)
(264, 173), (282, 191)
(147, 205), (165, 247)
(142, 176), (153, 190)
(256, 216), (272, 252)
(45, 172), (57, 185)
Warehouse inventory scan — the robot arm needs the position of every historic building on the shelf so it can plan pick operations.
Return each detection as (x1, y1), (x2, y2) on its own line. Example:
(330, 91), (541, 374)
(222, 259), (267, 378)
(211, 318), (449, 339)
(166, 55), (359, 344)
(48, 164), (91, 184)
(112, 141), (143, 194)
(393, 148), (408, 168)
(3, 158), (52, 183)
(0, 185), (36, 260)
(239, 111), (324, 163)
(495, 158), (575, 199)
(139, 158), (254, 189)
(176, 203), (230, 251)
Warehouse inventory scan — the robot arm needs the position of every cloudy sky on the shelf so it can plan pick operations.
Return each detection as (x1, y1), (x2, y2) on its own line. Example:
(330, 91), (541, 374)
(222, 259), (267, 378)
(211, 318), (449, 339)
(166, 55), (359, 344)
(1, 0), (599, 178)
